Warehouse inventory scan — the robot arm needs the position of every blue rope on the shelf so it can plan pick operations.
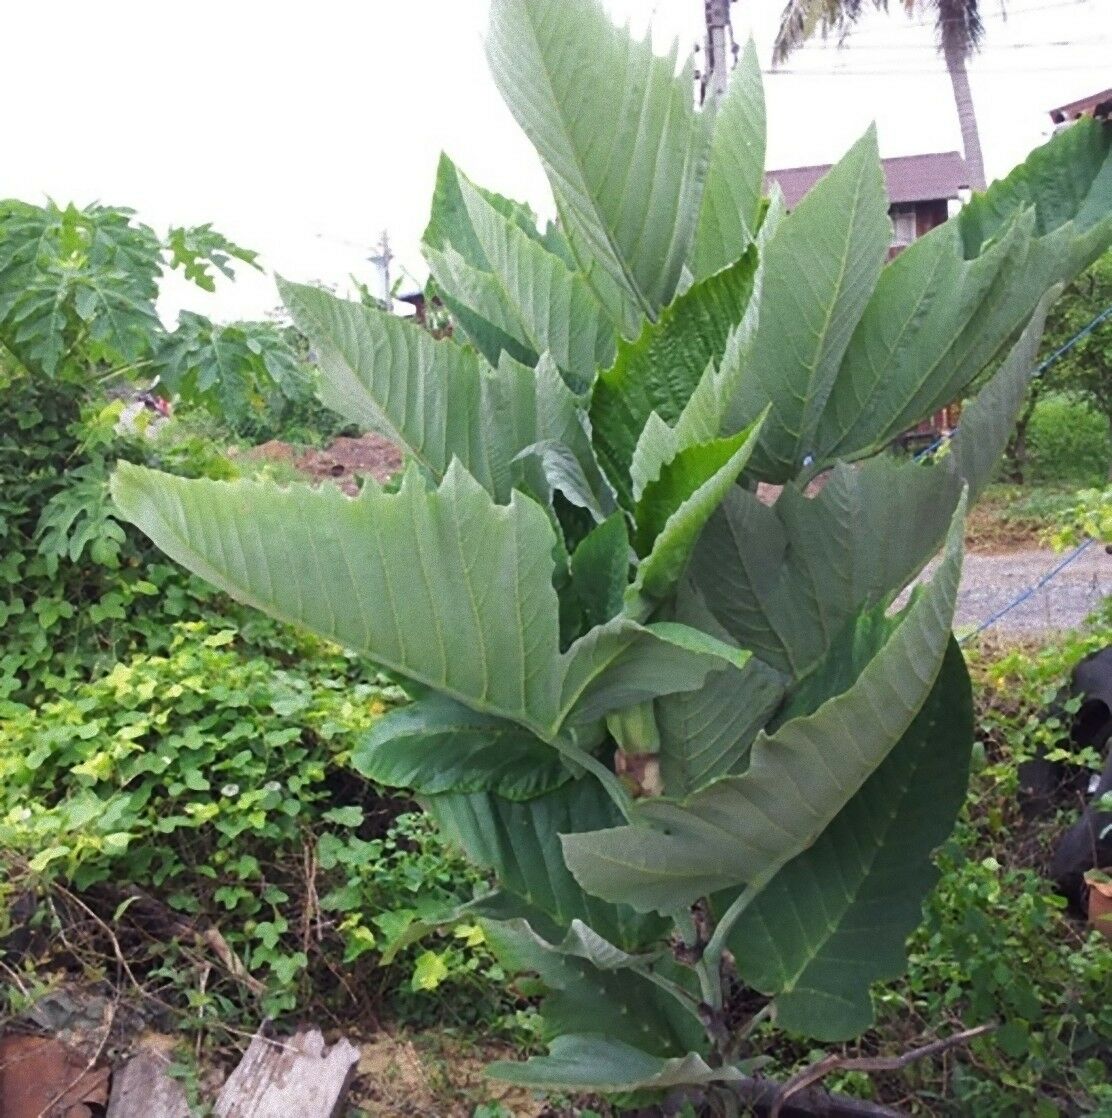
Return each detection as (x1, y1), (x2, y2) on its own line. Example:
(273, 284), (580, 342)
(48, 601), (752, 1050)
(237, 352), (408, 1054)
(912, 302), (1112, 463)
(958, 538), (1096, 644)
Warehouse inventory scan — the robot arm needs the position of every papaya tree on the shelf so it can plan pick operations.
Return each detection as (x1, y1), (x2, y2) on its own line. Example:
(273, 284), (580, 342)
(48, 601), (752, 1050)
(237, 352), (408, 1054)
(111, 0), (1112, 1109)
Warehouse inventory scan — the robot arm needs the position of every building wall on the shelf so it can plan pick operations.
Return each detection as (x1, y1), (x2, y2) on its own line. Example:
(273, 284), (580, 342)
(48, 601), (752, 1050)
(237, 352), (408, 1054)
(915, 199), (950, 238)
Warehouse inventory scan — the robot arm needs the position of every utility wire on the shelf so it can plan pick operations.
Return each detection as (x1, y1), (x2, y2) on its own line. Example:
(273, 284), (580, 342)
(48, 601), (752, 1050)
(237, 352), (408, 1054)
(821, 0), (1093, 38)
(766, 62), (1107, 76)
(958, 538), (1097, 643)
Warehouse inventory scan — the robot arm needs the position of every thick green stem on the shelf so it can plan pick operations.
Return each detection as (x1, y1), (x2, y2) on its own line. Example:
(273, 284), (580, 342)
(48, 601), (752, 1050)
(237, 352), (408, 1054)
(703, 866), (778, 971)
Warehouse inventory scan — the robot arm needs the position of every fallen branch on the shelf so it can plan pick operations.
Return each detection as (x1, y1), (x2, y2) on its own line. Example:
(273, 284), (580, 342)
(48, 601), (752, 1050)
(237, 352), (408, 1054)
(769, 1023), (997, 1118)
(112, 884), (265, 995)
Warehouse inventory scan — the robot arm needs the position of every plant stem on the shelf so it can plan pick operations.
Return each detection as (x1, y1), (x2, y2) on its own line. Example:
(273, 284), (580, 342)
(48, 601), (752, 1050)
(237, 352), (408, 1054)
(703, 866), (777, 970)
(630, 962), (704, 1018)
(548, 735), (632, 820)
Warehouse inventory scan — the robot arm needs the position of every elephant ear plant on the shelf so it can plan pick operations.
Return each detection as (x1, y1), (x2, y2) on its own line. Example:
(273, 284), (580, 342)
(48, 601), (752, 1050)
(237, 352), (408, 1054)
(113, 0), (1112, 1108)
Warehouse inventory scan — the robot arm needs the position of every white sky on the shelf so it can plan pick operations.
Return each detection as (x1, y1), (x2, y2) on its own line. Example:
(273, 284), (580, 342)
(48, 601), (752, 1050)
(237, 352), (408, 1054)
(2, 0), (1108, 323)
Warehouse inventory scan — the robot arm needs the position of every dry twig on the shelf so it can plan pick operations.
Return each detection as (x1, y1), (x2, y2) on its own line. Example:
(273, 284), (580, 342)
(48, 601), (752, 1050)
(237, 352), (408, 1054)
(769, 1023), (997, 1118)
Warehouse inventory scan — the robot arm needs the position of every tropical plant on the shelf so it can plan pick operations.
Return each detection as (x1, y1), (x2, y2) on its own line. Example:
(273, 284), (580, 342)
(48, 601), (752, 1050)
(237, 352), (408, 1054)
(773, 0), (995, 190)
(111, 0), (1112, 1109)
(0, 198), (310, 432)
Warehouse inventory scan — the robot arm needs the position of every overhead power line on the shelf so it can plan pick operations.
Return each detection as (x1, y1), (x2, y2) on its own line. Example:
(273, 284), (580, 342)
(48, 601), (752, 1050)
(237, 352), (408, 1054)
(820, 0), (1094, 37)
(765, 61), (1108, 76)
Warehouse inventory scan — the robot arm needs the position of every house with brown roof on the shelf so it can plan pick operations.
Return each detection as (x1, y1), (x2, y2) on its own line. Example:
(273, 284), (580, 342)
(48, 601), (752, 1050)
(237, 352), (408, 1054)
(1049, 88), (1112, 126)
(766, 150), (969, 255)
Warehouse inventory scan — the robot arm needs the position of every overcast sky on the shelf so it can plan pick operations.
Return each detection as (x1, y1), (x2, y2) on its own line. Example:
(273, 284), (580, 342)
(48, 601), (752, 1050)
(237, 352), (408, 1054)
(2, 0), (1107, 323)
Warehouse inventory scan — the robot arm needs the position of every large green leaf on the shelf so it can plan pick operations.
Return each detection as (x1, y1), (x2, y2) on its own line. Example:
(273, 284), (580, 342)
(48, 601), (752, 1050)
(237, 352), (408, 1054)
(487, 1035), (739, 1091)
(729, 640), (973, 1041)
(688, 455), (962, 677)
(559, 620), (750, 729)
(812, 120), (1112, 468)
(422, 242), (537, 369)
(425, 778), (666, 950)
(589, 252), (758, 506)
(422, 153), (567, 368)
(727, 127), (890, 482)
(959, 115), (1112, 280)
(280, 280), (523, 500)
(487, 0), (710, 334)
(424, 150), (558, 265)
(482, 921), (702, 1059)
(352, 695), (572, 802)
(947, 291), (1054, 500)
(113, 461), (738, 750)
(281, 281), (606, 505)
(113, 460), (567, 732)
(629, 421), (763, 607)
(569, 513), (630, 629)
(690, 39), (766, 282)
(657, 654), (785, 796)
(811, 213), (1063, 467)
(454, 170), (615, 391)
(561, 498), (966, 913)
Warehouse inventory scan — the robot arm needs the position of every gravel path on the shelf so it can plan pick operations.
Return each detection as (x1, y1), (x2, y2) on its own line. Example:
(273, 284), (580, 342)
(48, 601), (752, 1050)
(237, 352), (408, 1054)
(946, 545), (1111, 634)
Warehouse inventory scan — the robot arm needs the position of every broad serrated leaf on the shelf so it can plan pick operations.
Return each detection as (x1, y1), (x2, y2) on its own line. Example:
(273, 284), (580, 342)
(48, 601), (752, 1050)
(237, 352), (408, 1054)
(811, 213), (1066, 467)
(629, 421), (762, 605)
(727, 127), (891, 481)
(812, 121), (1112, 468)
(424, 150), (554, 264)
(658, 655), (785, 796)
(281, 281), (605, 506)
(514, 439), (614, 523)
(959, 114), (1112, 280)
(487, 0), (710, 334)
(947, 291), (1054, 500)
(112, 460), (567, 733)
(730, 640), (973, 1041)
(590, 252), (758, 506)
(560, 619), (749, 729)
(113, 460), (749, 761)
(689, 455), (964, 677)
(352, 695), (572, 801)
(482, 924), (702, 1058)
(454, 170), (615, 391)
(569, 513), (631, 629)
(423, 242), (538, 368)
(690, 39), (766, 282)
(487, 1035), (740, 1091)
(561, 498), (965, 912)
(425, 778), (666, 950)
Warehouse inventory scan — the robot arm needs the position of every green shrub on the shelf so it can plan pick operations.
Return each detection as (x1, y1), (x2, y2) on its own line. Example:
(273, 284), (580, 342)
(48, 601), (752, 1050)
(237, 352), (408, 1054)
(1026, 393), (1110, 486)
(0, 619), (512, 1026)
(110, 0), (1112, 1104)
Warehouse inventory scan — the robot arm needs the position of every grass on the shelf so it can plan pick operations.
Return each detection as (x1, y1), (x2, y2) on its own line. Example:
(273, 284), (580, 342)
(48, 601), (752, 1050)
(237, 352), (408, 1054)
(964, 484), (1083, 553)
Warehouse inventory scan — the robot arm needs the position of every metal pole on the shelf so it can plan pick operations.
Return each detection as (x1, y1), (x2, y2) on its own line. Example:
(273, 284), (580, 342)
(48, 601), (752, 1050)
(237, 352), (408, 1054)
(369, 230), (393, 309)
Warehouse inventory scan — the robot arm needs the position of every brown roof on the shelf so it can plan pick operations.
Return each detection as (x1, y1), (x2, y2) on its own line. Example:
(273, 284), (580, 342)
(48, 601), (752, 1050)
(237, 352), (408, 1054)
(1049, 88), (1112, 124)
(766, 151), (969, 209)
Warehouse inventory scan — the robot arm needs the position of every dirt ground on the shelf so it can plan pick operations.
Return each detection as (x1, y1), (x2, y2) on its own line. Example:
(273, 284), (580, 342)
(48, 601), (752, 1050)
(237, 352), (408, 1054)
(241, 433), (402, 494)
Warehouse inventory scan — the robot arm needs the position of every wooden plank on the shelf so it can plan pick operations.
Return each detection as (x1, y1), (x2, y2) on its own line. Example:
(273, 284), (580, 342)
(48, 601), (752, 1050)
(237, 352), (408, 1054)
(214, 1028), (359, 1118)
(106, 1048), (191, 1118)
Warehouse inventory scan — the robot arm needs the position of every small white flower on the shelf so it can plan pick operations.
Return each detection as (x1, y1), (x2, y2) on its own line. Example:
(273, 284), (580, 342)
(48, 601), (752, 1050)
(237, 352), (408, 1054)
(221, 783), (240, 798)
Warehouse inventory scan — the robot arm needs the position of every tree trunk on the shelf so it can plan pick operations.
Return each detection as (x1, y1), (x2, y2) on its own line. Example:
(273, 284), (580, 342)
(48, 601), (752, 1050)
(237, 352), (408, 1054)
(942, 39), (987, 192)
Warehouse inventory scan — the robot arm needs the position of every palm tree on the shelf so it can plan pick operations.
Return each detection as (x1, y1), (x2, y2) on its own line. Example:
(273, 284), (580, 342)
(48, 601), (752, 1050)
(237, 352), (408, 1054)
(773, 0), (991, 190)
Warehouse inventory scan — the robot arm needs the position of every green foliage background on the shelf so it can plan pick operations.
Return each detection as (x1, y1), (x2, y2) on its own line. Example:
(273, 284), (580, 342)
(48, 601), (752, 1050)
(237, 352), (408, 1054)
(1025, 393), (1111, 486)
